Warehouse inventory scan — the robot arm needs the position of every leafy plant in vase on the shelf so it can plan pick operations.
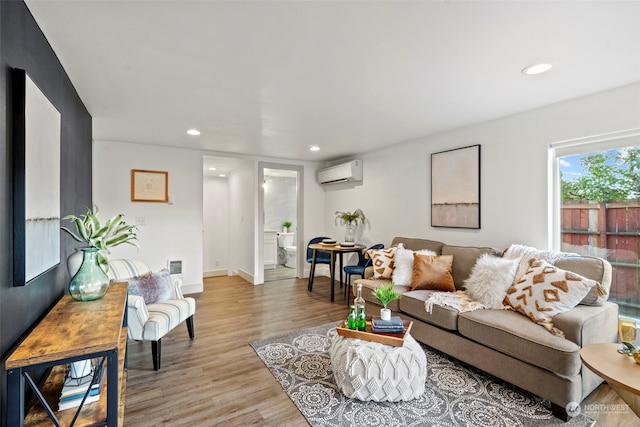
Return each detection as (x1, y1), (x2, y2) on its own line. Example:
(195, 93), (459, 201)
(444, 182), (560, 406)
(61, 206), (138, 301)
(334, 208), (366, 242)
(282, 221), (292, 233)
(373, 283), (401, 321)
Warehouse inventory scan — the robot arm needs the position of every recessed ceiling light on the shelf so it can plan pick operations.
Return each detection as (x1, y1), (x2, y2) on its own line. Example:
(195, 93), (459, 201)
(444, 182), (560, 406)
(521, 63), (552, 75)
(309, 145), (320, 151)
(187, 129), (201, 136)
(208, 167), (217, 171)
(219, 174), (226, 177)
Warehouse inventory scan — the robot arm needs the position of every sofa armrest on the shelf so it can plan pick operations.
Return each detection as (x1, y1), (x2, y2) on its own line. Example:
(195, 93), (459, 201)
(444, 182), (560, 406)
(363, 266), (374, 279)
(553, 301), (618, 347)
(126, 294), (150, 340)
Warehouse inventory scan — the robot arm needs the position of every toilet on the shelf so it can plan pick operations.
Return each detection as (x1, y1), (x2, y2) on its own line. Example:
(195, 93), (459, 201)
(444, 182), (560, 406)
(277, 232), (296, 268)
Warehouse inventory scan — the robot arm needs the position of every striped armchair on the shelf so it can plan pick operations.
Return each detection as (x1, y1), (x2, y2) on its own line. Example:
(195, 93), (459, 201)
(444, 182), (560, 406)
(107, 259), (196, 370)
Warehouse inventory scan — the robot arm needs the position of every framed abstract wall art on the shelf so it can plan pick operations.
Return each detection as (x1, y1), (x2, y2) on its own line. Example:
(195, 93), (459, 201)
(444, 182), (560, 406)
(13, 69), (62, 285)
(431, 144), (481, 229)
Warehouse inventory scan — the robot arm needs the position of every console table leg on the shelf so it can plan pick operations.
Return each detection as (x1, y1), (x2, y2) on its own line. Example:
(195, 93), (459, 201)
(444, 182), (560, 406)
(7, 368), (25, 427)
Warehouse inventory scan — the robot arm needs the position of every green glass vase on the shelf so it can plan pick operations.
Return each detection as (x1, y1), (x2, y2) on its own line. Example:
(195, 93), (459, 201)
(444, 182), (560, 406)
(68, 248), (109, 301)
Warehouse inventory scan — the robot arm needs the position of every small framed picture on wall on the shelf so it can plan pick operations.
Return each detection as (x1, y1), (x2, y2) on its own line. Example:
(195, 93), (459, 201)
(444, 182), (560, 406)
(131, 169), (169, 202)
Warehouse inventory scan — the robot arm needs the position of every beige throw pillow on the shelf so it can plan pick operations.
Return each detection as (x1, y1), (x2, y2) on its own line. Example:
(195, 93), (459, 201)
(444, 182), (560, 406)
(411, 254), (455, 292)
(367, 247), (397, 279)
(503, 258), (599, 335)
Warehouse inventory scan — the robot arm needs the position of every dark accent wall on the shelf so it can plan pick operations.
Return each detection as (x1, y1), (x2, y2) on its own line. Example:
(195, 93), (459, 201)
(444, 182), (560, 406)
(0, 1), (92, 423)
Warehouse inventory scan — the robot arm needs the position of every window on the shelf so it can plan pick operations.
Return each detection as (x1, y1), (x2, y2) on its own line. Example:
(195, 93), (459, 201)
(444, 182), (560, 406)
(551, 129), (640, 319)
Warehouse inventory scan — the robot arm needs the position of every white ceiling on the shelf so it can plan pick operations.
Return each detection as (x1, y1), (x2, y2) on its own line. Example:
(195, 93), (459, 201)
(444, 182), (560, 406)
(25, 1), (640, 163)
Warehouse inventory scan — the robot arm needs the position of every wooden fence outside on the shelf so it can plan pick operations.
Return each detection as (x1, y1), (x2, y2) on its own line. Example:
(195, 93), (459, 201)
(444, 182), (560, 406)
(561, 200), (640, 318)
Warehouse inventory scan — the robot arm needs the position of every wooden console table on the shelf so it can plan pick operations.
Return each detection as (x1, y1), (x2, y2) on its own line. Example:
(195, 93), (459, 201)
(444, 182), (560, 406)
(5, 282), (128, 426)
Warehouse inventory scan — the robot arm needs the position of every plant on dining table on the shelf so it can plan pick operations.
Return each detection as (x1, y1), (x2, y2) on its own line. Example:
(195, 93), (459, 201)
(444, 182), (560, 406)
(335, 209), (367, 227)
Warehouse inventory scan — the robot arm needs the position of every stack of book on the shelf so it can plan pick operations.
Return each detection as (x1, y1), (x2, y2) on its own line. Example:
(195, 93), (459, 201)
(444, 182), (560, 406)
(372, 316), (404, 334)
(58, 359), (105, 411)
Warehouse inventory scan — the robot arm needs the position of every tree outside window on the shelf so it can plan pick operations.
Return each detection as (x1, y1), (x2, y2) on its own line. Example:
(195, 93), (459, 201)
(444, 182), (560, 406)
(560, 146), (640, 319)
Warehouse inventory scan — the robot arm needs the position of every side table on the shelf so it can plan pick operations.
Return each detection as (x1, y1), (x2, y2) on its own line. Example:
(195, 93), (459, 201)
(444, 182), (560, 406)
(581, 343), (640, 418)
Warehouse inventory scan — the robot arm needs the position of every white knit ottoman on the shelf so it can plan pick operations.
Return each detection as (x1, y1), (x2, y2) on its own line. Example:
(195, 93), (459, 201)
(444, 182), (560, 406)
(330, 332), (427, 402)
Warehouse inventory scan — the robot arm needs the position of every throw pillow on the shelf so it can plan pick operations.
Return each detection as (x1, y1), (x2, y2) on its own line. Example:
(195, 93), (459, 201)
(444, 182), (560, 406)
(502, 244), (577, 284)
(392, 246), (437, 286)
(503, 259), (599, 335)
(123, 269), (177, 305)
(464, 253), (520, 309)
(367, 247), (397, 279)
(411, 253), (455, 292)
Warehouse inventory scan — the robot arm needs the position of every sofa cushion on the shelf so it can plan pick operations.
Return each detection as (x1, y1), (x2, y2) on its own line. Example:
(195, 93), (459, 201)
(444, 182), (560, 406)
(411, 254), (455, 292)
(503, 259), (599, 335)
(554, 256), (611, 305)
(441, 245), (497, 289)
(367, 247), (397, 279)
(392, 246), (437, 286)
(464, 254), (519, 309)
(391, 237), (444, 254)
(399, 290), (459, 331)
(458, 309), (582, 378)
(352, 278), (409, 312)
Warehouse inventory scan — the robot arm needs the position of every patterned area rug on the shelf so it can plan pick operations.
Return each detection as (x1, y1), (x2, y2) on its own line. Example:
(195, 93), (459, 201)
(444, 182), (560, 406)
(251, 322), (596, 427)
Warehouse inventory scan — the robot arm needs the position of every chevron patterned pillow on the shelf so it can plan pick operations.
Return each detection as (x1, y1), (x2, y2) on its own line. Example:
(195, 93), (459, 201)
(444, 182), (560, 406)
(503, 258), (599, 336)
(367, 247), (397, 279)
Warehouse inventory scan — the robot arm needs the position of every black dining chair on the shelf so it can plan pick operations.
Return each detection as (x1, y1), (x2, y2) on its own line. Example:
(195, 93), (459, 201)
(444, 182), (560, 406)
(307, 237), (332, 291)
(343, 243), (384, 300)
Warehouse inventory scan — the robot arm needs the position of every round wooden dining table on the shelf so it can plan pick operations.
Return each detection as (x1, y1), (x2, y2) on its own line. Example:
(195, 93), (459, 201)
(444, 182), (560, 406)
(307, 243), (366, 302)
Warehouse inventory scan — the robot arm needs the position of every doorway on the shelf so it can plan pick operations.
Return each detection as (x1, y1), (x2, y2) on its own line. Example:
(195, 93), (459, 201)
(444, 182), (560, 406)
(260, 163), (303, 283)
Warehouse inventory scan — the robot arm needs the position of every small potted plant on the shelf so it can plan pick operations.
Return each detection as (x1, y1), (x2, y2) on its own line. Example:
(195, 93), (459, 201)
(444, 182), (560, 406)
(334, 209), (366, 242)
(373, 283), (401, 321)
(282, 221), (292, 233)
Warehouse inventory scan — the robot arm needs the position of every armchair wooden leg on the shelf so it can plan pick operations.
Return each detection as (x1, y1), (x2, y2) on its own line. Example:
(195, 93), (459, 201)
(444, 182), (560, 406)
(152, 339), (161, 371)
(186, 316), (195, 339)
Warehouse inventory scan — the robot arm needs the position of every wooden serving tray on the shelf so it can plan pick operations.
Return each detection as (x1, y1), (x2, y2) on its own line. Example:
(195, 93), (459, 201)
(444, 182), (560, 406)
(336, 320), (412, 347)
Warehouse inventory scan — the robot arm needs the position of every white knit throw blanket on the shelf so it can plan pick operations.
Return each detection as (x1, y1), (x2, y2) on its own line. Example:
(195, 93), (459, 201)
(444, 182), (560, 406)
(425, 290), (485, 314)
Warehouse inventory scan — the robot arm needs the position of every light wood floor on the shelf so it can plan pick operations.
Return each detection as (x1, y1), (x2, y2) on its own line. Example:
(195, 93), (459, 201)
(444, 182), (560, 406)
(264, 264), (297, 282)
(123, 275), (638, 426)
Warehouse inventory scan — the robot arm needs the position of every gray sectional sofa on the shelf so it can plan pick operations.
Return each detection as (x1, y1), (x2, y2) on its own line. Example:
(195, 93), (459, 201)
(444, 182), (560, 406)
(352, 236), (618, 420)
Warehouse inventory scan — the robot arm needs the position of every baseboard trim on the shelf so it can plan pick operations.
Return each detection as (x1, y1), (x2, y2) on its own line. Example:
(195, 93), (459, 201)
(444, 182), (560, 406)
(182, 282), (203, 294)
(204, 269), (228, 278)
(237, 268), (257, 285)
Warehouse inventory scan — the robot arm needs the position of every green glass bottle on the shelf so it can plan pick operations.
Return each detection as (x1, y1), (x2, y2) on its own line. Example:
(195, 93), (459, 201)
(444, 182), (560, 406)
(347, 305), (357, 330)
(357, 304), (367, 331)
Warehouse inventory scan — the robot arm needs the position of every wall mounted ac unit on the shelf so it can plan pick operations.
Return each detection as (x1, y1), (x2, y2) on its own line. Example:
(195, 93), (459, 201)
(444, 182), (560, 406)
(317, 160), (363, 184)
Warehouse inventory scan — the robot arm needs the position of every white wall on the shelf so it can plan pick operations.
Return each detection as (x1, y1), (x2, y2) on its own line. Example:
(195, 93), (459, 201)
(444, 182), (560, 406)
(203, 176), (229, 276)
(93, 140), (204, 293)
(324, 83), (640, 251)
(264, 175), (297, 232)
(228, 160), (257, 282)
